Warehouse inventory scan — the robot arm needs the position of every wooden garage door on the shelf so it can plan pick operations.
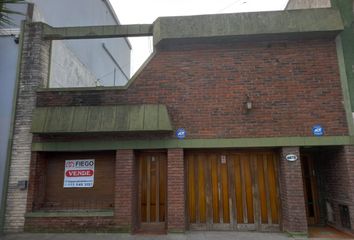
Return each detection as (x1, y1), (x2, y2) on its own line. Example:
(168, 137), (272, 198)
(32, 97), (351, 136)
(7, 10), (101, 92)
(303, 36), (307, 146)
(186, 151), (280, 231)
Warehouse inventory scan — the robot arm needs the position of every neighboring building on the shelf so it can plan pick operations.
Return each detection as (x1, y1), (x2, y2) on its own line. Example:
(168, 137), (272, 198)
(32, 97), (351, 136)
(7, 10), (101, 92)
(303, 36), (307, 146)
(2, 0), (354, 237)
(0, 0), (131, 233)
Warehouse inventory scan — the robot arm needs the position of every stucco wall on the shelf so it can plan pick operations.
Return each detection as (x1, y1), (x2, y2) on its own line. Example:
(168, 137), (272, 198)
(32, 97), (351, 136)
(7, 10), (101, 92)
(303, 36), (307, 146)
(49, 41), (97, 88)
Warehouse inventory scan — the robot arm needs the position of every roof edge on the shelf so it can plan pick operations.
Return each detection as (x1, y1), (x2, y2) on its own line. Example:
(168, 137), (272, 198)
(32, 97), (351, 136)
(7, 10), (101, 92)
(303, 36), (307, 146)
(153, 8), (344, 46)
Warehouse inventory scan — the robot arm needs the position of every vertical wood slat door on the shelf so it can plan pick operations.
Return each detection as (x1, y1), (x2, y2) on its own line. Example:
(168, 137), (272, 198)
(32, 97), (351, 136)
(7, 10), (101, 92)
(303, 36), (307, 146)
(301, 154), (320, 225)
(139, 152), (167, 229)
(186, 151), (280, 231)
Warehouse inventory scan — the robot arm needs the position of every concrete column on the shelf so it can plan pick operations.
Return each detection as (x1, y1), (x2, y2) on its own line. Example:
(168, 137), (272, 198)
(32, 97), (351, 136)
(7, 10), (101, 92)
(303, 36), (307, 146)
(167, 149), (185, 232)
(4, 22), (51, 232)
(279, 147), (308, 234)
(115, 149), (137, 232)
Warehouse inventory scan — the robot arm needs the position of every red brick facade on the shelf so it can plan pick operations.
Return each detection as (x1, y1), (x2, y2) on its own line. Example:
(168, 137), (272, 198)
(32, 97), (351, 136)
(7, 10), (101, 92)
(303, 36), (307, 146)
(167, 149), (185, 232)
(26, 152), (46, 212)
(25, 217), (115, 232)
(317, 146), (354, 234)
(115, 149), (137, 232)
(24, 36), (354, 235)
(279, 147), (308, 233)
(36, 39), (348, 139)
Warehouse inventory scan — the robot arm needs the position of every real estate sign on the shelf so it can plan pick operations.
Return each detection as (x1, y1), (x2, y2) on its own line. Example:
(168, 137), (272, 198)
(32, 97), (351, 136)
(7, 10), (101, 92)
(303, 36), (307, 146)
(64, 159), (95, 188)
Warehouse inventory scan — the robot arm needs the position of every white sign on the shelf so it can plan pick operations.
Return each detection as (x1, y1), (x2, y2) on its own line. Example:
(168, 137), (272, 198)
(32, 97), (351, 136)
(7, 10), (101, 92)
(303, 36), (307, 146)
(285, 154), (298, 162)
(64, 159), (95, 188)
(221, 155), (227, 164)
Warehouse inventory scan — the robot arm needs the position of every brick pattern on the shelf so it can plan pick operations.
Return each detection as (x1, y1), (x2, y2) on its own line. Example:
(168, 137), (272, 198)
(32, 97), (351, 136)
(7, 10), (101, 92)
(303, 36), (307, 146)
(317, 146), (354, 233)
(115, 149), (136, 232)
(24, 217), (115, 232)
(36, 39), (348, 138)
(279, 147), (308, 233)
(24, 151), (119, 232)
(26, 152), (46, 212)
(27, 152), (115, 211)
(167, 149), (185, 232)
(5, 22), (50, 232)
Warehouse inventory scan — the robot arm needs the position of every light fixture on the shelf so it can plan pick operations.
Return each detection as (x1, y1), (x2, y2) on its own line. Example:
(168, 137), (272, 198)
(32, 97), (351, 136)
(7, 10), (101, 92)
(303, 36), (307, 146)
(246, 94), (252, 110)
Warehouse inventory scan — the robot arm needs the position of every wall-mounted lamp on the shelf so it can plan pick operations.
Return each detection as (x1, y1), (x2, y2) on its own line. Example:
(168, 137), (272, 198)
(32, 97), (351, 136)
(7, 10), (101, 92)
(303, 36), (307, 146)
(245, 94), (252, 111)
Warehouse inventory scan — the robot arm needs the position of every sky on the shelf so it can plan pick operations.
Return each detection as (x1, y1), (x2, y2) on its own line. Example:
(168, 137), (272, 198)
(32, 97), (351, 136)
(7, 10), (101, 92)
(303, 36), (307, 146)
(110, 0), (290, 75)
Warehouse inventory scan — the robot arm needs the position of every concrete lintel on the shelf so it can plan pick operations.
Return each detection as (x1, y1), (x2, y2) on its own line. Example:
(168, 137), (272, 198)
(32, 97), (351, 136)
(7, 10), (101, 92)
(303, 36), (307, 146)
(153, 8), (344, 46)
(42, 23), (153, 40)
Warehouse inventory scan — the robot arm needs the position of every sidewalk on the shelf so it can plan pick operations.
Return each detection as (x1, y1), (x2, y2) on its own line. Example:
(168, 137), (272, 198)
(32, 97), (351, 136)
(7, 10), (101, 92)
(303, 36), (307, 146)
(0, 232), (305, 240)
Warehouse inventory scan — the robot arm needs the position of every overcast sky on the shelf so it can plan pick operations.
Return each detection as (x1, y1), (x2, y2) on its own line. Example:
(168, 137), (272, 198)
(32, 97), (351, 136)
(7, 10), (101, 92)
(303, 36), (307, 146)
(110, 0), (289, 75)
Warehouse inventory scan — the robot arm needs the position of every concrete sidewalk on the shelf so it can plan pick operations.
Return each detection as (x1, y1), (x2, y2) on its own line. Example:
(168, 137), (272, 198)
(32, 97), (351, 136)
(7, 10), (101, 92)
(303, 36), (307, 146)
(0, 232), (307, 240)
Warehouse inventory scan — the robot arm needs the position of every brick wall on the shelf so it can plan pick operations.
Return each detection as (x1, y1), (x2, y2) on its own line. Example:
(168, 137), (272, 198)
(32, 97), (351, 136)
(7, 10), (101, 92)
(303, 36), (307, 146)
(317, 146), (354, 234)
(5, 22), (50, 232)
(115, 149), (136, 232)
(36, 39), (348, 139)
(27, 152), (115, 211)
(24, 151), (117, 232)
(24, 217), (115, 232)
(279, 147), (308, 233)
(26, 152), (46, 212)
(167, 149), (185, 232)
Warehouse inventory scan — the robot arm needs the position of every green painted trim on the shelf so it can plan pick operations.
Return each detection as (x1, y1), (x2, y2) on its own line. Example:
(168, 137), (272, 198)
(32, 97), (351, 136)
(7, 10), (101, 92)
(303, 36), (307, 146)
(31, 136), (353, 152)
(0, 21), (25, 233)
(336, 36), (354, 136)
(42, 23), (153, 40)
(286, 231), (308, 237)
(25, 210), (114, 218)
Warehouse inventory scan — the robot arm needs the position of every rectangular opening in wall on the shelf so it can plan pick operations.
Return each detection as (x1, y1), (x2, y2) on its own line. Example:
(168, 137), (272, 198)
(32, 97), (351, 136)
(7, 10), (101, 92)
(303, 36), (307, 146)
(339, 205), (351, 229)
(48, 36), (152, 88)
(49, 38), (131, 88)
(32, 151), (115, 211)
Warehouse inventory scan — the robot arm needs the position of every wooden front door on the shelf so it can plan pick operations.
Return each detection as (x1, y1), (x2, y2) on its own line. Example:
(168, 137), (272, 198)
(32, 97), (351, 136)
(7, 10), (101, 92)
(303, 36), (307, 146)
(186, 151), (280, 231)
(138, 152), (167, 231)
(301, 155), (320, 225)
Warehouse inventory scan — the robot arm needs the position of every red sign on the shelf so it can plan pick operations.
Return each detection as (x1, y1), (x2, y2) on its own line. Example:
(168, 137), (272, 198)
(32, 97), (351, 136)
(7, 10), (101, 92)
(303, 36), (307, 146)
(65, 170), (94, 177)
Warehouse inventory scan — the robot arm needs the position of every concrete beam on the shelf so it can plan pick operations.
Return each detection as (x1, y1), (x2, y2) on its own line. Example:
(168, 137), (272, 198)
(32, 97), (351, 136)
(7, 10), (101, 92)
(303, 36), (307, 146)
(153, 8), (344, 46)
(42, 23), (153, 40)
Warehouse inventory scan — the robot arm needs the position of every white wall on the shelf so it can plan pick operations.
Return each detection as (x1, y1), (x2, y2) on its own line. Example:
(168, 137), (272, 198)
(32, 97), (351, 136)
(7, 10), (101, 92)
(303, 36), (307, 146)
(30, 0), (131, 86)
(49, 41), (98, 88)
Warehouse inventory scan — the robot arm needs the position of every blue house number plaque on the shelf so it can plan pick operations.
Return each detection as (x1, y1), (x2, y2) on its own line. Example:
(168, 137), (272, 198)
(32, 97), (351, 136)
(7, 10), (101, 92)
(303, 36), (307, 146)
(312, 125), (324, 136)
(176, 128), (186, 139)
